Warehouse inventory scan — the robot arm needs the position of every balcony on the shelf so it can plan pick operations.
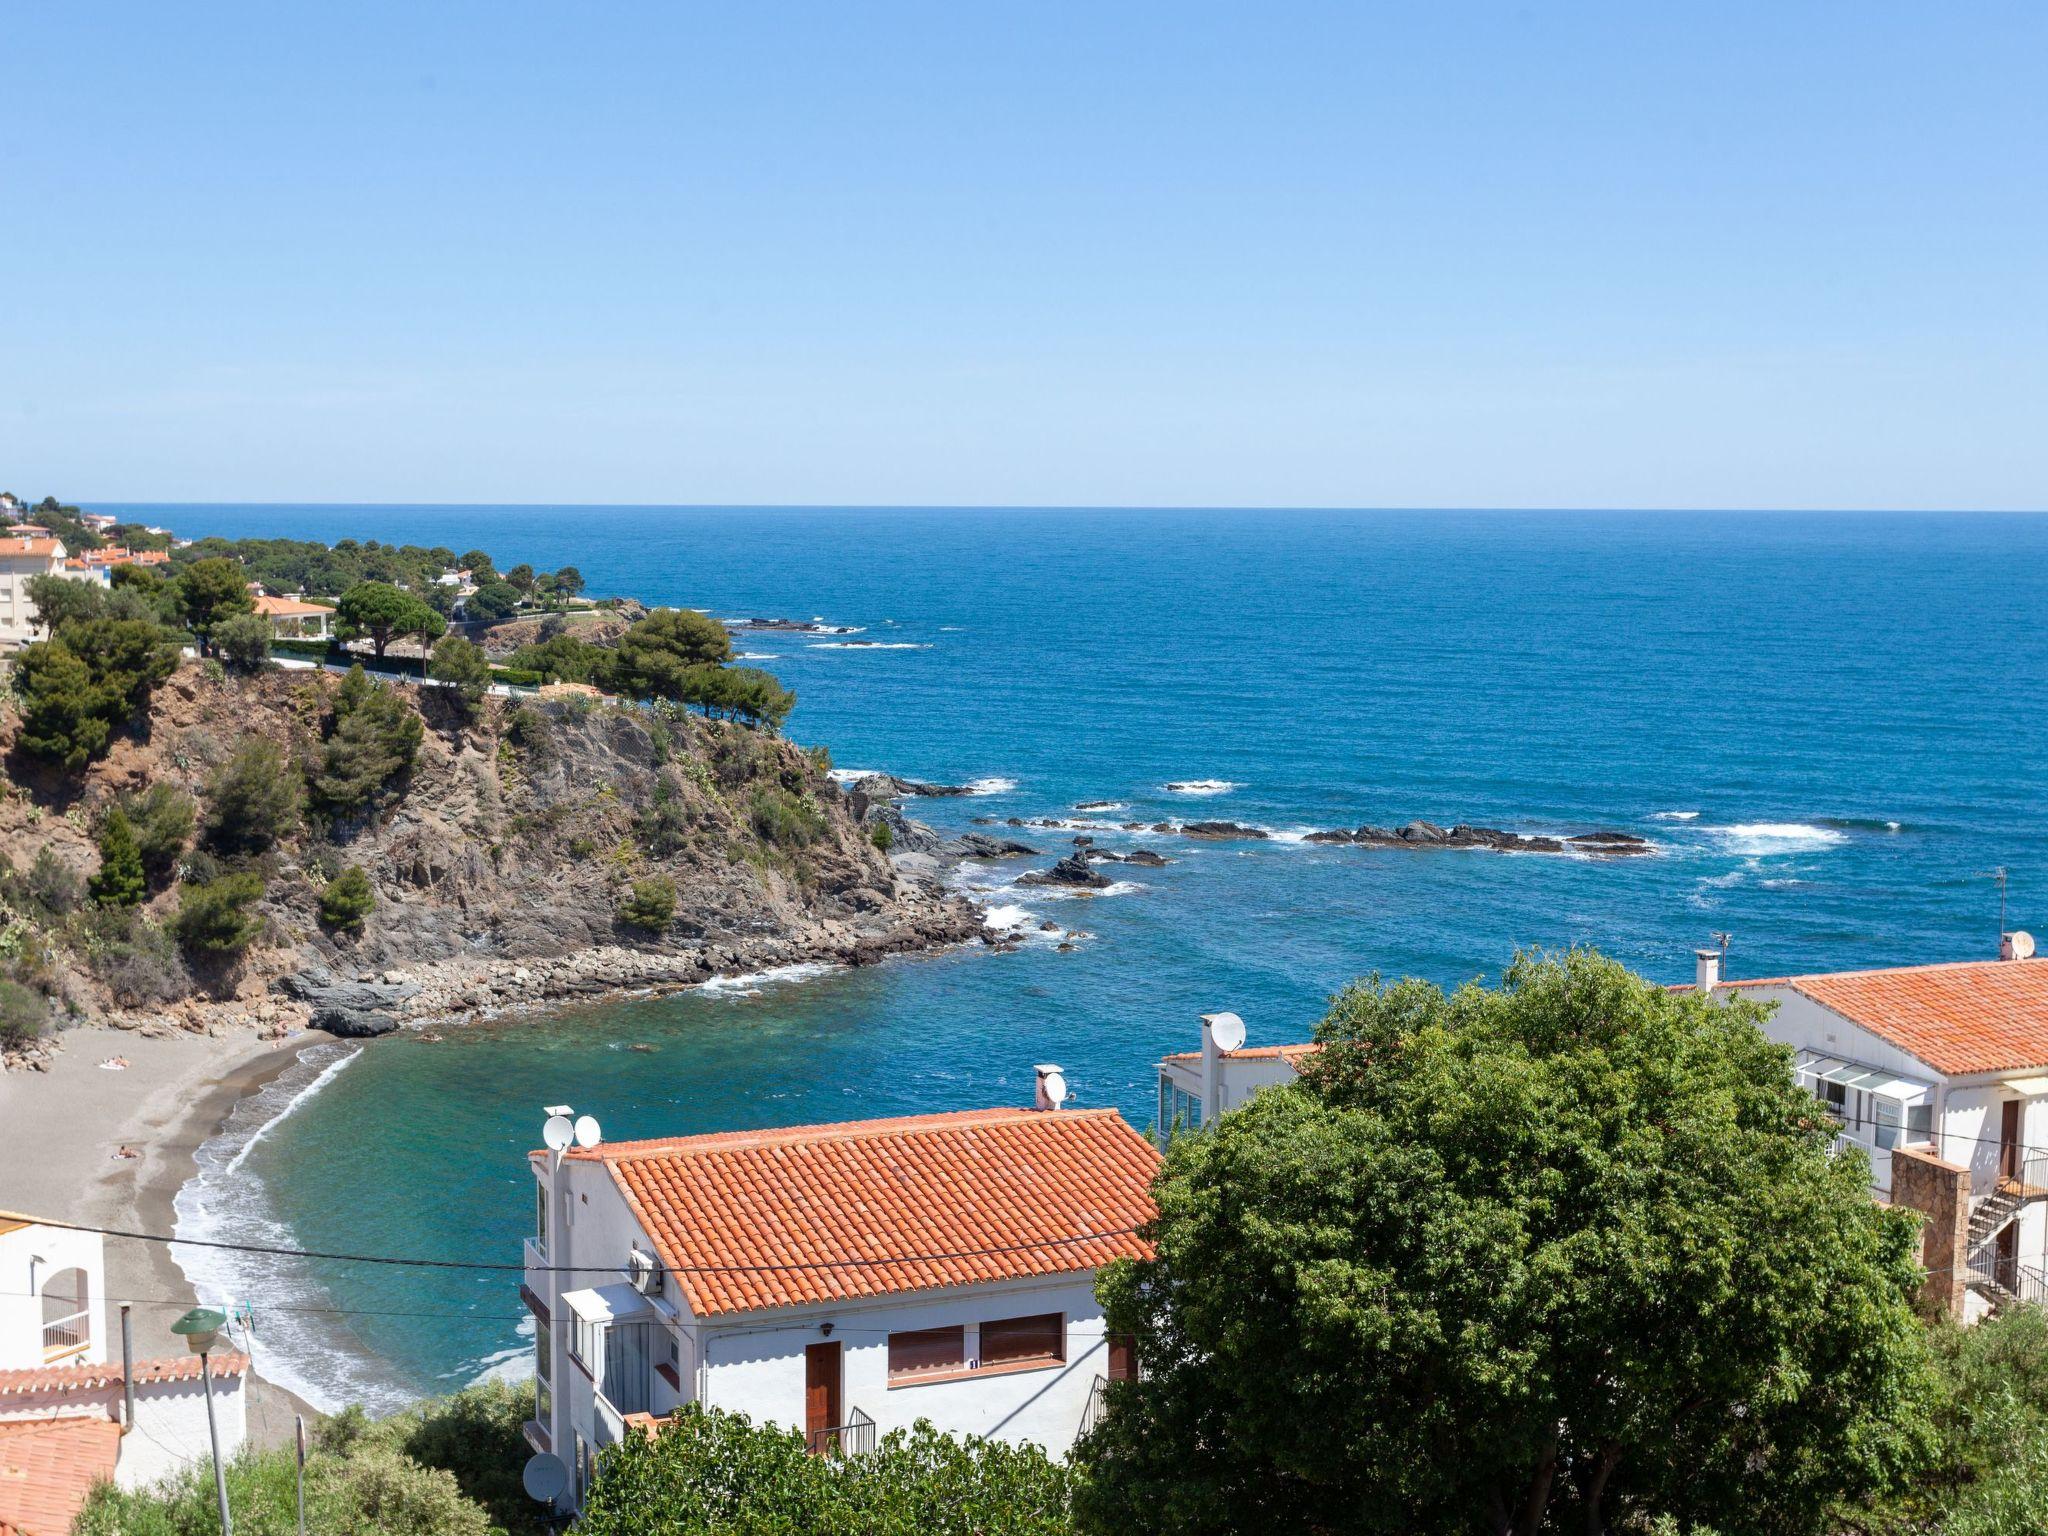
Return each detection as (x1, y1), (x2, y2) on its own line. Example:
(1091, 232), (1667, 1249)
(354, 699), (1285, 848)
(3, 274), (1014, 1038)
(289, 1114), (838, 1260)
(806, 1407), (876, 1458)
(1079, 1375), (1110, 1438)
(41, 1310), (90, 1364)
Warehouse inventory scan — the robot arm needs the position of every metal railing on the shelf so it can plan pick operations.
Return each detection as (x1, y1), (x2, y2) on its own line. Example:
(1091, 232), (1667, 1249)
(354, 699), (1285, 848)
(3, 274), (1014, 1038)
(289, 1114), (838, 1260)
(41, 1311), (90, 1362)
(1996, 1150), (2048, 1200)
(807, 1407), (876, 1458)
(1965, 1244), (2048, 1308)
(1080, 1375), (1110, 1438)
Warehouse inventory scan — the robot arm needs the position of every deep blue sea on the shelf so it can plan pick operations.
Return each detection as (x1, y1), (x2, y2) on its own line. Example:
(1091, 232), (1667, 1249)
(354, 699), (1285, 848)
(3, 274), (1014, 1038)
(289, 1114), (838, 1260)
(115, 505), (2048, 1410)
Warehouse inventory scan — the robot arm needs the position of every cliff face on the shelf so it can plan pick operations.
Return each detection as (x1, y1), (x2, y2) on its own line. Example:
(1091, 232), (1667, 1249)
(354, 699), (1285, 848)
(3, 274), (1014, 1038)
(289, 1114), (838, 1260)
(0, 664), (979, 1044)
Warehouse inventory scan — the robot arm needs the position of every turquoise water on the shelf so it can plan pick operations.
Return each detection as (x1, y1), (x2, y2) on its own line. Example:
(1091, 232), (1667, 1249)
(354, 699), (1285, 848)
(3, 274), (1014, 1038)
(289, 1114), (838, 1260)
(135, 505), (2048, 1408)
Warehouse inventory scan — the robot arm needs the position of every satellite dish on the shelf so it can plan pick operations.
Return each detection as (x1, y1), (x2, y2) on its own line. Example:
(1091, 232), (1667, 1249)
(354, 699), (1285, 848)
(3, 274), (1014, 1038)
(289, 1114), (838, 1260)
(521, 1451), (569, 1504)
(1203, 1011), (1246, 1054)
(573, 1114), (603, 1150)
(542, 1115), (574, 1153)
(1040, 1069), (1069, 1108)
(2010, 931), (2037, 961)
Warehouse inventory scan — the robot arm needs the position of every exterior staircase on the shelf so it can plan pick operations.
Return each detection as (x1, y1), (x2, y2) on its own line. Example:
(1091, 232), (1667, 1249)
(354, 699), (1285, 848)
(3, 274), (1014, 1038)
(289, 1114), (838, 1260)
(1969, 1187), (2024, 1249)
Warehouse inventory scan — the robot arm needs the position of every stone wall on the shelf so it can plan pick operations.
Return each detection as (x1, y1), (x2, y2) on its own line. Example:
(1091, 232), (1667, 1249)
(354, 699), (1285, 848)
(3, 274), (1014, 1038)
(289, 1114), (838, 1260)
(1891, 1143), (1971, 1322)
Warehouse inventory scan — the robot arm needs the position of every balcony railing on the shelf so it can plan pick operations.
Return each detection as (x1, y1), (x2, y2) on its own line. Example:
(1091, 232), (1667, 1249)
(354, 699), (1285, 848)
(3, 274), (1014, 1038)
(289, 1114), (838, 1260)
(42, 1311), (90, 1363)
(1995, 1150), (2048, 1202)
(1966, 1243), (2048, 1308)
(1080, 1375), (1110, 1438)
(807, 1407), (876, 1458)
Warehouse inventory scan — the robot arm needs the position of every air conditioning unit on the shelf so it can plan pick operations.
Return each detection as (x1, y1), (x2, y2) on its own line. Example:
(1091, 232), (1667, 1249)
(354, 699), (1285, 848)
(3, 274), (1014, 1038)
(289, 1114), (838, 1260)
(626, 1248), (665, 1297)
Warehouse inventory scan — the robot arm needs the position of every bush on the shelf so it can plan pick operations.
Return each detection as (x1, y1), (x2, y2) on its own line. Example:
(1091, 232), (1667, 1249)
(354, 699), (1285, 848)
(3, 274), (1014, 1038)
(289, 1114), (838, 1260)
(120, 782), (197, 884)
(309, 667), (423, 816)
(212, 610), (274, 671)
(617, 875), (677, 932)
(489, 666), (544, 687)
(502, 705), (554, 761)
(465, 579), (523, 620)
(205, 738), (303, 855)
(428, 635), (492, 717)
(25, 847), (84, 915)
(750, 787), (827, 848)
(871, 819), (894, 852)
(93, 921), (191, 1007)
(171, 872), (266, 957)
(578, 1406), (1074, 1536)
(319, 865), (376, 932)
(89, 808), (147, 908)
(509, 632), (605, 685)
(0, 979), (46, 1047)
(635, 775), (692, 855)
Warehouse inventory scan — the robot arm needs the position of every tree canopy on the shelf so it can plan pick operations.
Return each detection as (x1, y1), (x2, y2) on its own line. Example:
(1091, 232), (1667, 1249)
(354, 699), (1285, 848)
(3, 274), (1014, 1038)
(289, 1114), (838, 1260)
(337, 581), (446, 659)
(309, 666), (424, 816)
(173, 556), (254, 651)
(9, 618), (180, 770)
(1079, 950), (1936, 1536)
(609, 608), (734, 702)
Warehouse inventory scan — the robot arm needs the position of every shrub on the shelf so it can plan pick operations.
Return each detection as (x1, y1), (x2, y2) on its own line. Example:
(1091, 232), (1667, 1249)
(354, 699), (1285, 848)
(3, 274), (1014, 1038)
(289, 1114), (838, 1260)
(319, 865), (376, 932)
(871, 819), (894, 852)
(120, 782), (196, 884)
(635, 775), (692, 855)
(212, 610), (274, 671)
(25, 847), (84, 915)
(510, 632), (606, 685)
(89, 808), (147, 908)
(617, 875), (677, 932)
(502, 705), (554, 761)
(171, 872), (266, 956)
(94, 921), (190, 1007)
(205, 738), (302, 855)
(428, 635), (492, 717)
(0, 979), (46, 1047)
(750, 787), (827, 848)
(309, 667), (423, 816)
(465, 579), (522, 620)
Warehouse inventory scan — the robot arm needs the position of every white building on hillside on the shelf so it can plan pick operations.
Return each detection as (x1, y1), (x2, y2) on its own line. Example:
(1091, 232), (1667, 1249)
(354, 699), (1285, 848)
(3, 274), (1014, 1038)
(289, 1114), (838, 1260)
(0, 1213), (248, 1532)
(1155, 1012), (1315, 1147)
(521, 1076), (1156, 1511)
(1688, 943), (2048, 1317)
(0, 535), (66, 650)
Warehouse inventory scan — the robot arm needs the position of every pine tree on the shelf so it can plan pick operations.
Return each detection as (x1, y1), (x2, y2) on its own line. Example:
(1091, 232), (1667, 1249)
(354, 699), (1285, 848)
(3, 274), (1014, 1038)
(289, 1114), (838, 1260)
(89, 809), (147, 908)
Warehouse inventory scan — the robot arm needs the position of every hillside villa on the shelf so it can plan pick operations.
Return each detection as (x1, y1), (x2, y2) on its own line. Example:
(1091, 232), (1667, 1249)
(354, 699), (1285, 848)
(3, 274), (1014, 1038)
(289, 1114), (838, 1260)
(0, 535), (67, 651)
(0, 1213), (247, 1534)
(521, 1070), (1155, 1512)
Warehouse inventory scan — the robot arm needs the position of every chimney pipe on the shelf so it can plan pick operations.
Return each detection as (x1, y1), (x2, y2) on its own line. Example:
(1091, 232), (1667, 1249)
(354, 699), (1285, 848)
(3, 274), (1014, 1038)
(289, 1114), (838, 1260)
(1694, 948), (1721, 994)
(120, 1304), (135, 1434)
(2003, 931), (2037, 962)
(1033, 1064), (1068, 1111)
(1199, 1017), (1223, 1127)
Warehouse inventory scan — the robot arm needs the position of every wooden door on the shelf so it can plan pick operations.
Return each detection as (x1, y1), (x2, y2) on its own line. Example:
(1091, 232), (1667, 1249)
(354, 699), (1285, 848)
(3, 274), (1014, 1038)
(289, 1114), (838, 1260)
(1997, 1219), (2020, 1292)
(2002, 1100), (2022, 1183)
(1107, 1333), (1137, 1383)
(805, 1342), (842, 1451)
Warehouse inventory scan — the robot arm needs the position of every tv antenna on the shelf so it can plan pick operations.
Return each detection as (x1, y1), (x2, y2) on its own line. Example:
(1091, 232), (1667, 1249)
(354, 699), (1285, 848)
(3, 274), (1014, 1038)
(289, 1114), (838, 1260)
(1711, 932), (1732, 973)
(1986, 867), (2009, 942)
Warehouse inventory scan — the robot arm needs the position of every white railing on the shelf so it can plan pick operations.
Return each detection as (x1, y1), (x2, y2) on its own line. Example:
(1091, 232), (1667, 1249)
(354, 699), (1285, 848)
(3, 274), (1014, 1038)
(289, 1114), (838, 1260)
(42, 1310), (90, 1362)
(592, 1391), (627, 1449)
(1080, 1375), (1110, 1438)
(808, 1407), (876, 1457)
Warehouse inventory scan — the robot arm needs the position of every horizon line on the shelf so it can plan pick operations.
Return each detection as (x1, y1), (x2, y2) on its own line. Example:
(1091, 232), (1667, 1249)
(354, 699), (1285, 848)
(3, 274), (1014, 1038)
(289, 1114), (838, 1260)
(43, 499), (2048, 517)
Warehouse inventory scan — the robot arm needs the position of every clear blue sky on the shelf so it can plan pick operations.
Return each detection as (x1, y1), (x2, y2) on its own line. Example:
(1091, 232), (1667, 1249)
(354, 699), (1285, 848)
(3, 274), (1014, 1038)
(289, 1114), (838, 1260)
(4, 3), (2043, 509)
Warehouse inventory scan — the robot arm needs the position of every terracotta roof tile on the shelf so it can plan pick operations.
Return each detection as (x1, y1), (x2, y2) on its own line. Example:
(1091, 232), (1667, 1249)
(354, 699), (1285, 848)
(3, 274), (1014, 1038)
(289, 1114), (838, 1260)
(1776, 960), (2048, 1075)
(1159, 1043), (1320, 1065)
(0, 1352), (248, 1398)
(571, 1108), (1159, 1318)
(0, 538), (63, 559)
(0, 1415), (120, 1535)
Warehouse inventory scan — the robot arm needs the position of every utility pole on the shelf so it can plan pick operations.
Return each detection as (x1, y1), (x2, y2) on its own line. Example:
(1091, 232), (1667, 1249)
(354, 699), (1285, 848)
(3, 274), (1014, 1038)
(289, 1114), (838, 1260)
(173, 1306), (233, 1536)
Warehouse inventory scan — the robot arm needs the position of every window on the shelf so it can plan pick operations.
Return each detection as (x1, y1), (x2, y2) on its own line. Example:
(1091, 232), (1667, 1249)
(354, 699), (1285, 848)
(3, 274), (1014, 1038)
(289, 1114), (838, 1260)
(1821, 1080), (1846, 1117)
(887, 1325), (965, 1382)
(534, 1179), (548, 1255)
(1157, 1079), (1203, 1138)
(1873, 1099), (1902, 1151)
(1907, 1103), (1933, 1143)
(980, 1313), (1064, 1369)
(40, 1267), (90, 1363)
(535, 1331), (552, 1426)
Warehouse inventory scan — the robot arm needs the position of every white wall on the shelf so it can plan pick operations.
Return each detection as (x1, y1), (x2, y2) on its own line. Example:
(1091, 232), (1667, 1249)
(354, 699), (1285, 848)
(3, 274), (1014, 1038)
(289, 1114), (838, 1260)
(0, 1222), (107, 1369)
(701, 1273), (1113, 1456)
(0, 1366), (245, 1490)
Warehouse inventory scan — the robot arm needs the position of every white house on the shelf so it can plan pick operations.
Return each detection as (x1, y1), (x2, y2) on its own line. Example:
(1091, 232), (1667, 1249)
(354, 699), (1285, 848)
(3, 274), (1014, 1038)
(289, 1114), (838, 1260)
(1155, 1012), (1315, 1148)
(521, 1075), (1157, 1512)
(0, 1213), (247, 1532)
(1688, 942), (2048, 1318)
(0, 535), (66, 651)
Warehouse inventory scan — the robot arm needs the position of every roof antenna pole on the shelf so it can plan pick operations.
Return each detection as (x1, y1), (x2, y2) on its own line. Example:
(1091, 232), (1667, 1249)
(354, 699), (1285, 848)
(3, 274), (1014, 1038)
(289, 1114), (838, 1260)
(1988, 867), (2009, 951)
(1713, 932), (1731, 980)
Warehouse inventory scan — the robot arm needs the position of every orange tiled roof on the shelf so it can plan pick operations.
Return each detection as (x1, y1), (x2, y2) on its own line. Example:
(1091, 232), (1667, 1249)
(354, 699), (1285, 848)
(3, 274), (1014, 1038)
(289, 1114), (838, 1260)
(0, 538), (62, 559)
(1773, 960), (2048, 1076)
(0, 1351), (248, 1398)
(251, 594), (334, 618)
(570, 1108), (1160, 1318)
(0, 1415), (120, 1536)
(1160, 1043), (1320, 1066)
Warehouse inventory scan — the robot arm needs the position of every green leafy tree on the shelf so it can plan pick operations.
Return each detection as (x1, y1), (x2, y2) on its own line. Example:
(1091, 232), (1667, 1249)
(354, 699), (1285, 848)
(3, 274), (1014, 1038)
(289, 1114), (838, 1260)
(509, 632), (606, 684)
(610, 609), (733, 703)
(319, 865), (377, 932)
(427, 635), (492, 718)
(464, 578), (522, 621)
(171, 871), (266, 956)
(578, 1405), (1073, 1536)
(173, 556), (255, 652)
(212, 610), (274, 671)
(309, 666), (423, 815)
(8, 620), (179, 770)
(1080, 950), (1936, 1536)
(551, 564), (585, 599)
(686, 664), (795, 730)
(617, 875), (677, 932)
(456, 549), (496, 582)
(0, 979), (47, 1047)
(89, 808), (147, 907)
(120, 782), (197, 884)
(503, 562), (536, 594)
(24, 571), (105, 631)
(337, 581), (445, 661)
(204, 738), (302, 855)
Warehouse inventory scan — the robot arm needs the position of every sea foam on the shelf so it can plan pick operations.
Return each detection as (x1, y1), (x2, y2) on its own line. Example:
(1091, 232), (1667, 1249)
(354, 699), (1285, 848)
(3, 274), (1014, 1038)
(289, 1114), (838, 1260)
(1703, 822), (1848, 856)
(1163, 779), (1239, 796)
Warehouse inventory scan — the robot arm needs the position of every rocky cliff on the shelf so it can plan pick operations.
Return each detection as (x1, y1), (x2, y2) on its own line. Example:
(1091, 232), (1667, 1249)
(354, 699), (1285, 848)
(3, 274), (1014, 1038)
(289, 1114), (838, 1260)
(0, 664), (981, 1049)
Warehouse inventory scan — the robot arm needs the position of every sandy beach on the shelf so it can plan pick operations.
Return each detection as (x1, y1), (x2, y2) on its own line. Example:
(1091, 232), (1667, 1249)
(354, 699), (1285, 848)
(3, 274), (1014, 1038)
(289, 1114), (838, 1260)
(0, 1026), (334, 1446)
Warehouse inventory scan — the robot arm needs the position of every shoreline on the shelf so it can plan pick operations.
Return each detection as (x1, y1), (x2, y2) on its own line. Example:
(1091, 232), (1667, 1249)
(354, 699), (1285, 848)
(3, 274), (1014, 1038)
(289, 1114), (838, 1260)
(0, 1025), (331, 1446)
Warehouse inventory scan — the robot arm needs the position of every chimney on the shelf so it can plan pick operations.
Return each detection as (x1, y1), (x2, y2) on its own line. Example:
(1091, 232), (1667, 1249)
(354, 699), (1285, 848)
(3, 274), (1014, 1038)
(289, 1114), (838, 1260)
(2003, 931), (2036, 962)
(1694, 948), (1721, 993)
(1033, 1064), (1068, 1111)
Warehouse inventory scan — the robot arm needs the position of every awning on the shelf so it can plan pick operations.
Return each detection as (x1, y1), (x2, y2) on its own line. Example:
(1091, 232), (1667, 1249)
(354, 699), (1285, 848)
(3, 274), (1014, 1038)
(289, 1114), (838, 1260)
(2003, 1075), (2048, 1098)
(1794, 1051), (1934, 1108)
(560, 1282), (653, 1327)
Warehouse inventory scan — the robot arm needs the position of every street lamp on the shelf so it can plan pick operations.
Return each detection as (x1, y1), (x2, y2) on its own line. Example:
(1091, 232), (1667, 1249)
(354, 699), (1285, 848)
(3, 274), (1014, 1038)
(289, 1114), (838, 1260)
(172, 1306), (233, 1535)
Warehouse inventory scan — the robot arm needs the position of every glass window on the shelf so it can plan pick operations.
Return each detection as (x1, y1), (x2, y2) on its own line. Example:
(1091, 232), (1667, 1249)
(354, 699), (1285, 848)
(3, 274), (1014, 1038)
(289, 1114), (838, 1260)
(535, 1179), (547, 1253)
(1907, 1102), (1933, 1142)
(888, 1325), (966, 1381)
(535, 1332), (552, 1425)
(980, 1313), (1065, 1369)
(1874, 1100), (1901, 1151)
